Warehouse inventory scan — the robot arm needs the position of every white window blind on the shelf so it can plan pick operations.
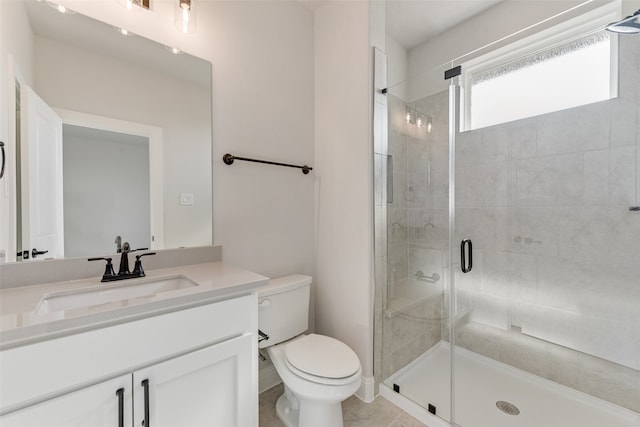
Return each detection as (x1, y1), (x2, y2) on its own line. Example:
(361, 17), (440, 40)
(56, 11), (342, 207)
(467, 32), (614, 130)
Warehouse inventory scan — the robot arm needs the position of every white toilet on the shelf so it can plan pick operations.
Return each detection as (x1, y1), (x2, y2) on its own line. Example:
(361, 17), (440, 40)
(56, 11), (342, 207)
(258, 275), (361, 427)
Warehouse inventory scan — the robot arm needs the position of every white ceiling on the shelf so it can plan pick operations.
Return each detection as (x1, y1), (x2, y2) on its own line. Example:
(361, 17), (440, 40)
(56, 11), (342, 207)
(386, 0), (503, 49)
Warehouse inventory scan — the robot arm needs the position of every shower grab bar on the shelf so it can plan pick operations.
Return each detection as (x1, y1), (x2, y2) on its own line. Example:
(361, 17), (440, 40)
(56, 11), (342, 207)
(223, 153), (312, 175)
(415, 270), (440, 283)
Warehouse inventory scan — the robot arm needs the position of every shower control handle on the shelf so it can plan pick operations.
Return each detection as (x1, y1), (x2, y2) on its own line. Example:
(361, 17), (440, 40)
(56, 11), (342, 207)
(461, 239), (472, 273)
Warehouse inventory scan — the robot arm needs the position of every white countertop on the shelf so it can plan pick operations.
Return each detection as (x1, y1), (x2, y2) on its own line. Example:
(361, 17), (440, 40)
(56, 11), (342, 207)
(0, 262), (269, 349)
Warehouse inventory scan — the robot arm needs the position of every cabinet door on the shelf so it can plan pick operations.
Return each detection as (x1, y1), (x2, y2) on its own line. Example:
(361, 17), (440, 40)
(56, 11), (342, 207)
(133, 334), (255, 427)
(0, 374), (132, 427)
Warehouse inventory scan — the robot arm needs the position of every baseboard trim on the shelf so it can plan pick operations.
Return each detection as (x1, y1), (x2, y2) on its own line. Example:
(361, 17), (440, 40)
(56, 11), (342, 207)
(355, 375), (376, 403)
(259, 364), (282, 393)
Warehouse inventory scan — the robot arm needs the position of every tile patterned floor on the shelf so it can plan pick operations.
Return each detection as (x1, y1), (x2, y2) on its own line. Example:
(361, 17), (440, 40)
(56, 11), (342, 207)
(259, 384), (428, 427)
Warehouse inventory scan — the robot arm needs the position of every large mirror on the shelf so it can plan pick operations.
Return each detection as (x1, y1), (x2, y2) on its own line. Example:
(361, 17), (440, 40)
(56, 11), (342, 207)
(6, 0), (212, 262)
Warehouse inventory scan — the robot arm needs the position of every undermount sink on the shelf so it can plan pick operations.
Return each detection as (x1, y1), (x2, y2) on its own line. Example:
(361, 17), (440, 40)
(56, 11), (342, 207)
(34, 275), (199, 315)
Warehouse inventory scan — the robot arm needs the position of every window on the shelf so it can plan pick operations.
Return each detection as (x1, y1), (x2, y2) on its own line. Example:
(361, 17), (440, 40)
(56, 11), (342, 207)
(461, 4), (619, 131)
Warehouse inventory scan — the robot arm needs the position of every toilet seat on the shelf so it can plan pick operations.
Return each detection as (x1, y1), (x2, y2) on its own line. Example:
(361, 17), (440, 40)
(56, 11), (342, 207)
(284, 334), (361, 385)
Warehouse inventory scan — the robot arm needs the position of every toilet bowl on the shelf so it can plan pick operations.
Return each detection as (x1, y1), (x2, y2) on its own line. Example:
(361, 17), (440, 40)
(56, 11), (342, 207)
(268, 334), (361, 427)
(258, 275), (362, 427)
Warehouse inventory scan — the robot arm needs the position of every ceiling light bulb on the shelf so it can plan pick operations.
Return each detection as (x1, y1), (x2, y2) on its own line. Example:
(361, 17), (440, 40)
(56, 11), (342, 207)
(182, 9), (190, 33)
(46, 1), (76, 14)
(164, 45), (183, 55)
(175, 0), (196, 34)
(113, 26), (133, 36)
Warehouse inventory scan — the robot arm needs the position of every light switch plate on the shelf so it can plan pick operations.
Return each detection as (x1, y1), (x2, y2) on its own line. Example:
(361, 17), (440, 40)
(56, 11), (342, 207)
(180, 193), (194, 206)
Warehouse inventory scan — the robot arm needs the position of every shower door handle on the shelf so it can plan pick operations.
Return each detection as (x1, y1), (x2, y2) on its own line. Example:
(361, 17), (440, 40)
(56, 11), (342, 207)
(461, 239), (472, 273)
(0, 141), (5, 179)
(386, 154), (393, 204)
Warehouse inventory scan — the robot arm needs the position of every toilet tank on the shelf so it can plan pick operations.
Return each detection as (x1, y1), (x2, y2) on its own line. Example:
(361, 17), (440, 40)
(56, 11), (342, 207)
(258, 274), (311, 349)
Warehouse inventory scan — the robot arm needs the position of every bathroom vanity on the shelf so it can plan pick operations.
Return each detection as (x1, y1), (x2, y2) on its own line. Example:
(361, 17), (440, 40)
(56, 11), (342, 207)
(0, 257), (267, 427)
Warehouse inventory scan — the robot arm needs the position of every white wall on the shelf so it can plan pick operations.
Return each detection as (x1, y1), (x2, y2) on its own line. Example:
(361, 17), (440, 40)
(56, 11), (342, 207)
(314, 0), (374, 391)
(207, 1), (315, 279)
(4, 0), (315, 278)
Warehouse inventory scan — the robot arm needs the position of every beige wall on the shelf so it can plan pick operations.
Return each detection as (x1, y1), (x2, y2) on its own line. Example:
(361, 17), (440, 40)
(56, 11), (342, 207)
(314, 0), (375, 395)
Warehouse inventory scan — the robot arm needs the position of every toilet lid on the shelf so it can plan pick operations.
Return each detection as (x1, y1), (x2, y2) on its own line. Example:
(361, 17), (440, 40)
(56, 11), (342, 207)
(284, 334), (360, 379)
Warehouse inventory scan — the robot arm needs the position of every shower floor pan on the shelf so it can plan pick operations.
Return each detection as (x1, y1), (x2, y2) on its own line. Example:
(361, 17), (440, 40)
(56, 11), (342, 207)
(381, 343), (639, 427)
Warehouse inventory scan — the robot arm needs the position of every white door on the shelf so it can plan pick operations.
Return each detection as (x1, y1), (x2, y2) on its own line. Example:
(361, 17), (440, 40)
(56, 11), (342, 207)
(133, 334), (256, 427)
(20, 85), (64, 260)
(0, 374), (132, 427)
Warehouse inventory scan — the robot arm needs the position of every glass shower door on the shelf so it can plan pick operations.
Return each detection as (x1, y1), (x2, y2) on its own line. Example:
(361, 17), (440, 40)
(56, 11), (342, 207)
(379, 65), (453, 424)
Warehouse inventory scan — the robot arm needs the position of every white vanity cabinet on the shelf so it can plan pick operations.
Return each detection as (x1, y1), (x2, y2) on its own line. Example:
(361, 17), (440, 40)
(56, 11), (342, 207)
(0, 293), (258, 427)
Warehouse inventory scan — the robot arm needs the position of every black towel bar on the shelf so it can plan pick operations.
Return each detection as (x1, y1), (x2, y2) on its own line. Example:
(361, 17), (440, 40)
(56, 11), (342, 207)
(223, 153), (313, 175)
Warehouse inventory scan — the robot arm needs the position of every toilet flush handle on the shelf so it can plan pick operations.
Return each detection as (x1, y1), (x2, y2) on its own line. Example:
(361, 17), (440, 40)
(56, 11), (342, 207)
(258, 299), (271, 308)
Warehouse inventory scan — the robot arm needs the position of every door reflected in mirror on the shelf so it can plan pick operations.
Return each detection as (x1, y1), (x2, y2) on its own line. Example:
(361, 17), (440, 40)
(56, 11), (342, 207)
(63, 124), (151, 258)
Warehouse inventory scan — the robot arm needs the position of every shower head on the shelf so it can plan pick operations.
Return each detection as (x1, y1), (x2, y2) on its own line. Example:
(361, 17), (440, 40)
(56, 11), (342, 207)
(605, 9), (640, 34)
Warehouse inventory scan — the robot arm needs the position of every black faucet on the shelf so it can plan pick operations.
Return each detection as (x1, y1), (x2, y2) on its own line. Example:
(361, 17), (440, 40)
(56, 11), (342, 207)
(118, 242), (131, 276)
(89, 243), (156, 282)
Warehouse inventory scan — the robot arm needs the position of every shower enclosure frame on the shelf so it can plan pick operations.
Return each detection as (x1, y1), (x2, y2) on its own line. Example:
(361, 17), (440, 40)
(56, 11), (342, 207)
(375, 3), (640, 425)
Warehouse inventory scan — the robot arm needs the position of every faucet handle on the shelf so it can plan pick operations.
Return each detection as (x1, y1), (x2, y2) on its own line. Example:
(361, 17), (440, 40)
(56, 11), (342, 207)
(132, 252), (157, 277)
(88, 257), (117, 282)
